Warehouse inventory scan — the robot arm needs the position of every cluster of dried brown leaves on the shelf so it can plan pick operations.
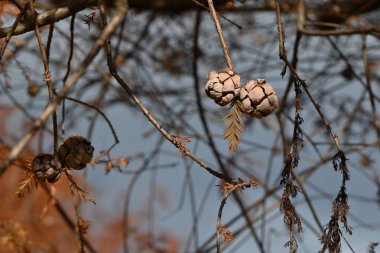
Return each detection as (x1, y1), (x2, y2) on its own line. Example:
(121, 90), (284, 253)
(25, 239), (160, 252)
(217, 224), (233, 243)
(319, 151), (351, 253)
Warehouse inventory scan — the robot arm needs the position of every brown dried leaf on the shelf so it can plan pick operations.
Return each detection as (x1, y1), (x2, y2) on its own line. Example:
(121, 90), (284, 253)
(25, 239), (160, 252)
(105, 161), (114, 173)
(114, 157), (129, 168)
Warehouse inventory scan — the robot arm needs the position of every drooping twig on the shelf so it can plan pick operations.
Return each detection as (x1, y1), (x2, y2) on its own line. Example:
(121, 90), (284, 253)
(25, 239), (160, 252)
(62, 14), (76, 139)
(275, 0), (343, 153)
(216, 180), (257, 253)
(276, 2), (354, 252)
(192, 0), (242, 29)
(29, 0), (58, 154)
(64, 96), (119, 146)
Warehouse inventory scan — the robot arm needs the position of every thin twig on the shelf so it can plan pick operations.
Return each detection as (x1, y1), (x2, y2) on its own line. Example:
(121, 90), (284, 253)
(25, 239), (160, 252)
(291, 170), (323, 231)
(64, 96), (119, 145)
(122, 137), (165, 253)
(361, 34), (380, 146)
(192, 0), (242, 29)
(207, 0), (233, 69)
(46, 23), (55, 61)
(29, 0), (59, 154)
(62, 14), (76, 139)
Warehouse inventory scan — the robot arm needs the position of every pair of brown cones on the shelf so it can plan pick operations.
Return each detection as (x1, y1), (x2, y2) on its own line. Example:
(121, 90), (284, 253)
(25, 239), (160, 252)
(31, 136), (94, 183)
(205, 69), (278, 118)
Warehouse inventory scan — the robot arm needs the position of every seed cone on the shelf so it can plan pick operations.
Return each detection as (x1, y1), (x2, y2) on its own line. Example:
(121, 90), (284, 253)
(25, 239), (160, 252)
(58, 136), (94, 170)
(239, 79), (278, 118)
(32, 154), (62, 183)
(205, 69), (241, 106)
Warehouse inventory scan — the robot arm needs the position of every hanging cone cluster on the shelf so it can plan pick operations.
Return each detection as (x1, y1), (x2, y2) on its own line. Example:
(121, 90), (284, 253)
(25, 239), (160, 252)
(205, 70), (278, 118)
(205, 69), (241, 106)
(239, 79), (278, 118)
(31, 136), (94, 183)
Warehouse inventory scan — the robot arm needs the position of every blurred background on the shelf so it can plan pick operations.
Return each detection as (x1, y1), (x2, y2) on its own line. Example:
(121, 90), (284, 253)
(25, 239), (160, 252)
(1, 0), (380, 252)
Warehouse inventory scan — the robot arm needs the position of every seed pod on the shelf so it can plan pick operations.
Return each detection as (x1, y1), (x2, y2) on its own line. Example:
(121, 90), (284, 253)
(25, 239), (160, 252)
(239, 79), (278, 118)
(27, 84), (41, 97)
(31, 154), (62, 183)
(205, 69), (241, 106)
(58, 136), (94, 170)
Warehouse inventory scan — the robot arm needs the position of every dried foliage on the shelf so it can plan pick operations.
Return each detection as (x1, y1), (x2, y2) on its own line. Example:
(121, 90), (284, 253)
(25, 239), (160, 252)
(278, 78), (304, 251)
(320, 151), (352, 252)
(279, 181), (302, 233)
(221, 102), (245, 151)
(217, 224), (233, 243)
